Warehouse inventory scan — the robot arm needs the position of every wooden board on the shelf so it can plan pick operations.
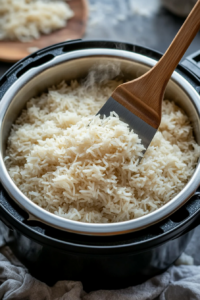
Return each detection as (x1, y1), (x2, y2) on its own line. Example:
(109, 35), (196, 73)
(0, 0), (88, 63)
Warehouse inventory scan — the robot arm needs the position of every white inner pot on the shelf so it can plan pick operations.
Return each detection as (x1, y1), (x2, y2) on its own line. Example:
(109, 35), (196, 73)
(0, 48), (200, 235)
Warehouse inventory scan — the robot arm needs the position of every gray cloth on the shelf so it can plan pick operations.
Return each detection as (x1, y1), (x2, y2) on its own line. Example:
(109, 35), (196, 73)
(0, 245), (199, 300)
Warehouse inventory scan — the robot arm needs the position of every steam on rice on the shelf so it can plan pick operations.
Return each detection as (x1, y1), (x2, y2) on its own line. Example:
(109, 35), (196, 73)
(5, 64), (200, 223)
(0, 0), (74, 42)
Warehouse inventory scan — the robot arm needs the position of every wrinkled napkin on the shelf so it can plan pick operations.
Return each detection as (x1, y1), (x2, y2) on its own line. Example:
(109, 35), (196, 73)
(0, 244), (199, 300)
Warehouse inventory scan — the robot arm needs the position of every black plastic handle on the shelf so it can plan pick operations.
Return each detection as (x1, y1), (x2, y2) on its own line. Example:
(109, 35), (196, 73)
(180, 51), (200, 229)
(181, 50), (200, 91)
(181, 51), (200, 230)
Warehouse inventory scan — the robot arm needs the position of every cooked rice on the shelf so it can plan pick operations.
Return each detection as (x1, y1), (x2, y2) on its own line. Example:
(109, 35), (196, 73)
(0, 0), (74, 42)
(5, 67), (200, 223)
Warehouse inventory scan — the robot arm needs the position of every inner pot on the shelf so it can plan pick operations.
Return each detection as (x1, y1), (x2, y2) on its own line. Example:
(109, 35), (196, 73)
(0, 47), (200, 235)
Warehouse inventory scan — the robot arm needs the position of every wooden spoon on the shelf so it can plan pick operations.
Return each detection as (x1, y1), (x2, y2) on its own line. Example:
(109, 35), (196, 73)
(97, 0), (200, 157)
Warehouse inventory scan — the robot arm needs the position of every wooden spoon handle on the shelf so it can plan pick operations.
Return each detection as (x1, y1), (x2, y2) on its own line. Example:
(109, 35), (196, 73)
(151, 0), (200, 87)
(113, 0), (200, 129)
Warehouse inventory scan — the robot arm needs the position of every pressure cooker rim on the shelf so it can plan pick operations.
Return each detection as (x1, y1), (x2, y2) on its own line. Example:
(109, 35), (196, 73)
(0, 41), (200, 236)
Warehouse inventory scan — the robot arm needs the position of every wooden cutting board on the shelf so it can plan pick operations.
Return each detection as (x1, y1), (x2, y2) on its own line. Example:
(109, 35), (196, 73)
(0, 0), (88, 63)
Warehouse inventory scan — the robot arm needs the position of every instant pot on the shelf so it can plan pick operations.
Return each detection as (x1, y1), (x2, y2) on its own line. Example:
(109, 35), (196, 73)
(0, 40), (200, 291)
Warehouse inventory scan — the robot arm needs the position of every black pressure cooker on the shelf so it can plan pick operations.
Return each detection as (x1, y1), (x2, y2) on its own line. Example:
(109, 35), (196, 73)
(0, 40), (200, 291)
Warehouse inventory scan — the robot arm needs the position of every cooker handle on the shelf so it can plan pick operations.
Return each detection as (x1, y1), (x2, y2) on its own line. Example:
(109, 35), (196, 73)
(180, 52), (200, 230)
(181, 50), (200, 88)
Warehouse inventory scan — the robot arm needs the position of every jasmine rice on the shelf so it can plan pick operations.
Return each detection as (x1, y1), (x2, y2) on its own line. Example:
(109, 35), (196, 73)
(0, 0), (74, 42)
(5, 70), (200, 223)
